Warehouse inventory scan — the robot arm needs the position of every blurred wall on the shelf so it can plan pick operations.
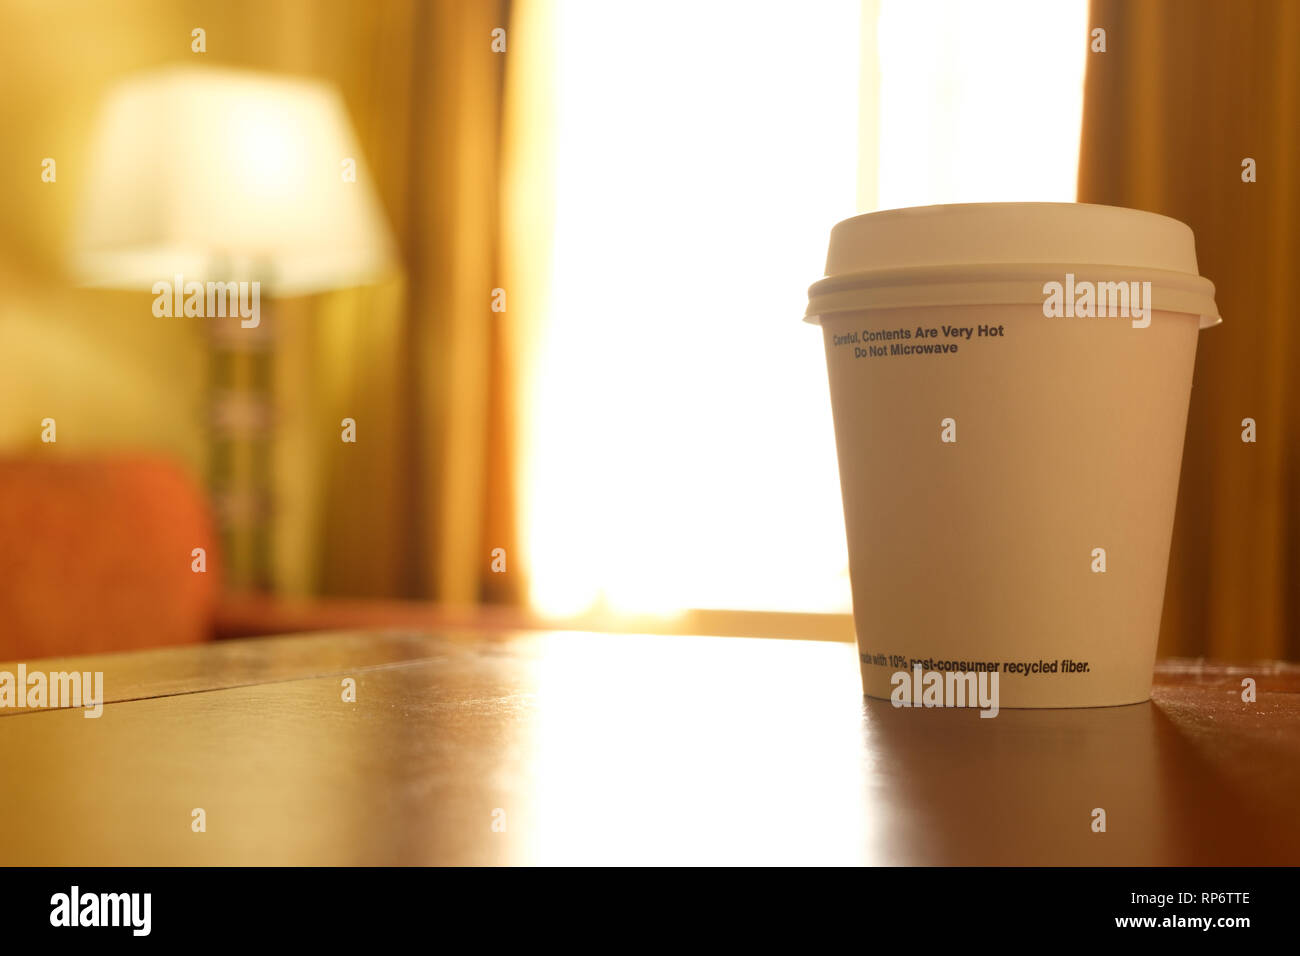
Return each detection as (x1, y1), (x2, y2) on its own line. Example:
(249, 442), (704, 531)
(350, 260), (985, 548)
(0, 0), (515, 604)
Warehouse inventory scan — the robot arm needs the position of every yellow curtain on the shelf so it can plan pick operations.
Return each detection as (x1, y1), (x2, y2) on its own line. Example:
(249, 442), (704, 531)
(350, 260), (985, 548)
(0, 0), (519, 606)
(1079, 0), (1299, 660)
(403, 0), (518, 606)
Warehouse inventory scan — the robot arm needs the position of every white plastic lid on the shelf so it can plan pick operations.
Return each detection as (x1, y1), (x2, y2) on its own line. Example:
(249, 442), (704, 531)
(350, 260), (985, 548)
(805, 202), (1222, 328)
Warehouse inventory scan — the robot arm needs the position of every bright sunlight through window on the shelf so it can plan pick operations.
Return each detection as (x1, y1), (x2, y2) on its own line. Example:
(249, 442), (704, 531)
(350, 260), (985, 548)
(522, 0), (1088, 620)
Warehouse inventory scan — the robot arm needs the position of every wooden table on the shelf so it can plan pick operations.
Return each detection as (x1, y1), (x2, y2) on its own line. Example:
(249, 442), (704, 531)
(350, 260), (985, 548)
(1, 630), (1296, 865)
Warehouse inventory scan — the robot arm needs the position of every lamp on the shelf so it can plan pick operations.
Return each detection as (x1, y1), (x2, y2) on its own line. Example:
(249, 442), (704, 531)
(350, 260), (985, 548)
(72, 65), (396, 589)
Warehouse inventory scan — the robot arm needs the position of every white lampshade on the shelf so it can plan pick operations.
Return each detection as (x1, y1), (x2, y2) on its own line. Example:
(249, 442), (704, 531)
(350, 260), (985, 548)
(73, 65), (395, 294)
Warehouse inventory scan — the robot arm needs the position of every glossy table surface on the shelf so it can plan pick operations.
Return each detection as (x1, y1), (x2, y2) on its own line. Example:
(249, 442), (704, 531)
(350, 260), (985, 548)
(1, 630), (1297, 865)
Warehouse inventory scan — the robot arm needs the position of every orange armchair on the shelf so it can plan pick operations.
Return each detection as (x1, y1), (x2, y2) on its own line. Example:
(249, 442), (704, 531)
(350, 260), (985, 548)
(0, 457), (221, 659)
(0, 456), (533, 661)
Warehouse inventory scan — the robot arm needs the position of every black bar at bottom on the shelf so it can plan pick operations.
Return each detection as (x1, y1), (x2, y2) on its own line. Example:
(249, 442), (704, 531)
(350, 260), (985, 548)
(0, 866), (1284, 943)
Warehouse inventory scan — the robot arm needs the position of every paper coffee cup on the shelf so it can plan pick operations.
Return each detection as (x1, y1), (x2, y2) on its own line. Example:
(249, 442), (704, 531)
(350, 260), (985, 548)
(806, 203), (1221, 708)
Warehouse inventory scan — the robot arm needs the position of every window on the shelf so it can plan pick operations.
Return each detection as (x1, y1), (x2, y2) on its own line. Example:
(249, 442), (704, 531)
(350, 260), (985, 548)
(517, 0), (1088, 621)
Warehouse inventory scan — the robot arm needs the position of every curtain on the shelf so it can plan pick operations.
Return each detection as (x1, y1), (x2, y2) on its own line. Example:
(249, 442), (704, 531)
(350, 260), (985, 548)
(246, 0), (517, 604)
(283, 0), (518, 605)
(402, 0), (518, 606)
(1079, 0), (1299, 660)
